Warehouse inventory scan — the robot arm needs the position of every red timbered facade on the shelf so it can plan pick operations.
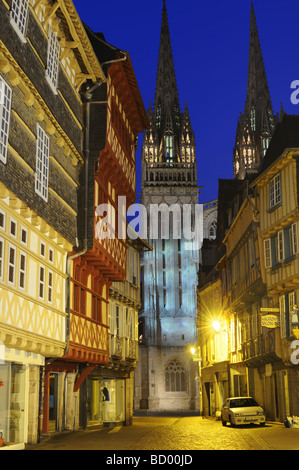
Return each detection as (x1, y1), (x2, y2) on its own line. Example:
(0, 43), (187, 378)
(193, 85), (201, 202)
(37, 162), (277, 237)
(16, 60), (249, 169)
(43, 32), (148, 432)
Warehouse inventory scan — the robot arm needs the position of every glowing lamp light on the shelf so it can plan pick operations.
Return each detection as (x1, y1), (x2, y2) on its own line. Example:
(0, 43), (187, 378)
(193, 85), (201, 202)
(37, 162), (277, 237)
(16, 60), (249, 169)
(212, 320), (221, 332)
(190, 347), (196, 355)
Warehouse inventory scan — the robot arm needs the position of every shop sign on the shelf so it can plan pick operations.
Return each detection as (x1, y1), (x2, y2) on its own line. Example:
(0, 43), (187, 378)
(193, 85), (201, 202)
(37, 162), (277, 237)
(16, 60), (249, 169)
(261, 314), (280, 328)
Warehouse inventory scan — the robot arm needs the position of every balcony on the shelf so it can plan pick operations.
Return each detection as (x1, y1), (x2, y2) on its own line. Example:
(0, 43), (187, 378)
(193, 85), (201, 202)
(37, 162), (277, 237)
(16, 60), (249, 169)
(109, 334), (138, 364)
(242, 330), (279, 365)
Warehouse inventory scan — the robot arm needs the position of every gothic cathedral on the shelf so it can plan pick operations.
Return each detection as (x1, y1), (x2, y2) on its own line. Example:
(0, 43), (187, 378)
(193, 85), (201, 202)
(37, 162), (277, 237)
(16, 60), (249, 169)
(134, 0), (201, 413)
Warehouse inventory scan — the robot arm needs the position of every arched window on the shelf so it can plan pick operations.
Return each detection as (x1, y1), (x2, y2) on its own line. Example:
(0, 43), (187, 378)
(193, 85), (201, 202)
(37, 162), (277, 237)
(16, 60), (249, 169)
(165, 359), (186, 392)
(209, 220), (217, 240)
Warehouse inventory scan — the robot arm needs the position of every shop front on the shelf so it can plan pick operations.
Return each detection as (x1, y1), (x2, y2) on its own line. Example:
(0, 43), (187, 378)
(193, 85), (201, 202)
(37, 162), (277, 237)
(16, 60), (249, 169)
(86, 377), (125, 426)
(0, 348), (44, 449)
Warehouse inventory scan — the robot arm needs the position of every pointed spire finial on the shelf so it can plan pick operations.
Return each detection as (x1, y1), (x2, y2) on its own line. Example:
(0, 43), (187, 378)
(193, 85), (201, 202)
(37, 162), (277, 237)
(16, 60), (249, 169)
(233, 2), (277, 179)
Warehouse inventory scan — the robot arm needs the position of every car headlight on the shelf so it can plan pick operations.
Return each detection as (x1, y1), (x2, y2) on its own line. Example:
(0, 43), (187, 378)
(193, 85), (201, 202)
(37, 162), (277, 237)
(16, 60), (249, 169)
(257, 411), (264, 416)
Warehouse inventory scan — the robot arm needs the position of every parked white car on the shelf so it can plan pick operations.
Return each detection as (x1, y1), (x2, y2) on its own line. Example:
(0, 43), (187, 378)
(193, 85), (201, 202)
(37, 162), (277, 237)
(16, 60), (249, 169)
(221, 397), (266, 426)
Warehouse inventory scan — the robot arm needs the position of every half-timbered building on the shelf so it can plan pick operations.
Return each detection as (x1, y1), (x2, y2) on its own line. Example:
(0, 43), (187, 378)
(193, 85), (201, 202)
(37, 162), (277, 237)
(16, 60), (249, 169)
(0, 0), (105, 447)
(53, 26), (149, 430)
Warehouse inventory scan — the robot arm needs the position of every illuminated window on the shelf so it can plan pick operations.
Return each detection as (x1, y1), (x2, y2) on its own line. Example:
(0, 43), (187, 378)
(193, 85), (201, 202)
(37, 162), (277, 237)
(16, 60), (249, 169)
(209, 220), (217, 240)
(10, 0), (29, 41)
(0, 77), (12, 164)
(165, 135), (173, 163)
(165, 359), (186, 392)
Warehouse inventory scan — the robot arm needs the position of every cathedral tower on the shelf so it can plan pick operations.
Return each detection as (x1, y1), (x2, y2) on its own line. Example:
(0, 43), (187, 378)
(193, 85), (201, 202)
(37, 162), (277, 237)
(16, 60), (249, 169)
(233, 3), (277, 179)
(135, 0), (201, 413)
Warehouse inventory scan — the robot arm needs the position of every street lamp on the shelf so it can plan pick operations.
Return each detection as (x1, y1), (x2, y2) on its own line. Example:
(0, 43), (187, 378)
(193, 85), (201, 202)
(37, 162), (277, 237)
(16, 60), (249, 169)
(212, 320), (221, 332)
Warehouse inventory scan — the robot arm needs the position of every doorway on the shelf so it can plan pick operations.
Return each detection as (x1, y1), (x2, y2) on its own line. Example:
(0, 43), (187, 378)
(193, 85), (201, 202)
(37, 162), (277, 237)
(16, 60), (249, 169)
(49, 373), (58, 432)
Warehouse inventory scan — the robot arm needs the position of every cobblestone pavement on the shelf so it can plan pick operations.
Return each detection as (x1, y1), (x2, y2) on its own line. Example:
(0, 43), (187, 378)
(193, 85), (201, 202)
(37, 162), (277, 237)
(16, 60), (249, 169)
(25, 416), (299, 451)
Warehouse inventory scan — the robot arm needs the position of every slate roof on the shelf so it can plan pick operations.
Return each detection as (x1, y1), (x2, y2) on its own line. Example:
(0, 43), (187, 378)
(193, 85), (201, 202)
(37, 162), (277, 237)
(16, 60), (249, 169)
(258, 114), (299, 175)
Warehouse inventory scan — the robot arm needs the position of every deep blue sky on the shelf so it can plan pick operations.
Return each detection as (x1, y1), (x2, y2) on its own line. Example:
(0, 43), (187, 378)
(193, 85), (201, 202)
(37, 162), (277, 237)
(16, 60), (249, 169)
(73, 0), (299, 204)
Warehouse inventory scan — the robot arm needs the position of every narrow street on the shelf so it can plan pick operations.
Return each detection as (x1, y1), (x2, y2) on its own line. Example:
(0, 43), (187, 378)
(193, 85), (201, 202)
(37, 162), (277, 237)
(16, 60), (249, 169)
(25, 416), (299, 452)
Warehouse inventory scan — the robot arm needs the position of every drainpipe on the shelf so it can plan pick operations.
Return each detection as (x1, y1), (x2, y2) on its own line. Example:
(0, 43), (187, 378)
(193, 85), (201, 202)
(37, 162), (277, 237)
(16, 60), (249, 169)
(38, 80), (104, 440)
(64, 79), (104, 358)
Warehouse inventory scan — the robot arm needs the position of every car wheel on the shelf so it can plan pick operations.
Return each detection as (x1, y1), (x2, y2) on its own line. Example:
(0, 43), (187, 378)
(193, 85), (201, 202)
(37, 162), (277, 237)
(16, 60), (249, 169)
(221, 417), (227, 426)
(229, 416), (235, 427)
(260, 422), (266, 426)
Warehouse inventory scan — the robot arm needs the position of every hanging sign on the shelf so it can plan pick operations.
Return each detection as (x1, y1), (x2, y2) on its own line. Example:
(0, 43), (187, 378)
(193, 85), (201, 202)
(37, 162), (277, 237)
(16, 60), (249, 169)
(261, 314), (280, 328)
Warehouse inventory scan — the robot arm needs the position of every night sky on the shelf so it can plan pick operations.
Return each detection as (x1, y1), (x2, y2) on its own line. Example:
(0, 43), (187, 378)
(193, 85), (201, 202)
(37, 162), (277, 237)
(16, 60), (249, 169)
(73, 0), (299, 204)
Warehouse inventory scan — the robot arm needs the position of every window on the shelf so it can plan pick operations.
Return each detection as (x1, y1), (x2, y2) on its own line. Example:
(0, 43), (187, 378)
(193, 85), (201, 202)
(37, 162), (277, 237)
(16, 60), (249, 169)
(46, 27), (60, 93)
(209, 220), (217, 240)
(116, 305), (120, 336)
(9, 217), (17, 238)
(277, 230), (284, 262)
(0, 209), (5, 230)
(290, 223), (298, 256)
(40, 241), (46, 258)
(20, 226), (28, 245)
(280, 292), (297, 339)
(49, 247), (54, 263)
(19, 251), (26, 290)
(0, 237), (4, 281)
(35, 125), (49, 202)
(7, 244), (16, 285)
(165, 359), (186, 392)
(269, 174), (281, 209)
(48, 270), (53, 303)
(264, 239), (272, 268)
(39, 265), (45, 300)
(10, 0), (29, 42)
(0, 78), (12, 164)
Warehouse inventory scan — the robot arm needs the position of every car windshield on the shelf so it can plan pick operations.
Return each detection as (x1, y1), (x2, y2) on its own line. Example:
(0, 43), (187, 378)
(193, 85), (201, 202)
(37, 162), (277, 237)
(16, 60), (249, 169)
(229, 398), (259, 408)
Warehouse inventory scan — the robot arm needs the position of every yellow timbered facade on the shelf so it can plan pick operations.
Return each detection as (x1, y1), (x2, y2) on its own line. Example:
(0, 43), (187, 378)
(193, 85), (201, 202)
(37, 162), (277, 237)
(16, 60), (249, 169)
(0, 0), (105, 447)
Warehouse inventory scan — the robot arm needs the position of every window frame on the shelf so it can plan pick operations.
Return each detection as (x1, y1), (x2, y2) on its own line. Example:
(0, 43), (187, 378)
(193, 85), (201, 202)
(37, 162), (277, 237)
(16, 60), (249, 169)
(18, 250), (27, 291)
(0, 78), (12, 164)
(35, 125), (50, 202)
(7, 243), (16, 286)
(264, 238), (272, 268)
(0, 236), (4, 281)
(269, 173), (281, 210)
(10, 0), (29, 43)
(45, 26), (60, 94)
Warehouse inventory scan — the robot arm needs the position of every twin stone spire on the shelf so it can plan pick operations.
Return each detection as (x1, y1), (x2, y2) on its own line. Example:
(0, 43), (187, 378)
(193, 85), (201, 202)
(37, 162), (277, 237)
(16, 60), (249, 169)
(142, 1), (278, 187)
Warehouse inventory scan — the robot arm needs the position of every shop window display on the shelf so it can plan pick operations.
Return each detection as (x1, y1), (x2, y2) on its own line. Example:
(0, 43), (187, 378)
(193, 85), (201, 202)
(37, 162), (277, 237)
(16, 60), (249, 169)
(87, 378), (125, 425)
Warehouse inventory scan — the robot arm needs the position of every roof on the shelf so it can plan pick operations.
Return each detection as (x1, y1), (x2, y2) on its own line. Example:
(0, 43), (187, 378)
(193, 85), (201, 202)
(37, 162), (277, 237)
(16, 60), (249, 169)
(258, 114), (299, 175)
